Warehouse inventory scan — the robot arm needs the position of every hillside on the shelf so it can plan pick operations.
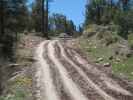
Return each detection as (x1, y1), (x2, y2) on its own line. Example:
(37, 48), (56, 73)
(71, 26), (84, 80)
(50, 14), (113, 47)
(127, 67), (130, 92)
(76, 24), (133, 80)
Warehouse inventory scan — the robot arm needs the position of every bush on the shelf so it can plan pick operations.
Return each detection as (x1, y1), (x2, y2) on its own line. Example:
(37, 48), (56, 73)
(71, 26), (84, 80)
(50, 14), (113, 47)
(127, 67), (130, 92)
(114, 11), (133, 39)
(98, 32), (118, 46)
(128, 34), (133, 49)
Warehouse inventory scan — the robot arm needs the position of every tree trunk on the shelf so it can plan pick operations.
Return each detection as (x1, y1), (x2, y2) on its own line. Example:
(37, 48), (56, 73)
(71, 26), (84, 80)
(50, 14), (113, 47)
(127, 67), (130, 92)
(42, 0), (45, 36)
(42, 0), (49, 38)
(45, 0), (49, 38)
(0, 0), (5, 40)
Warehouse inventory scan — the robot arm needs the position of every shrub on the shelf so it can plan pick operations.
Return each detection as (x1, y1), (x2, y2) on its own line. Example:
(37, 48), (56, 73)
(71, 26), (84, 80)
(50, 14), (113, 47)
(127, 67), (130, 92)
(128, 34), (133, 49)
(114, 11), (133, 39)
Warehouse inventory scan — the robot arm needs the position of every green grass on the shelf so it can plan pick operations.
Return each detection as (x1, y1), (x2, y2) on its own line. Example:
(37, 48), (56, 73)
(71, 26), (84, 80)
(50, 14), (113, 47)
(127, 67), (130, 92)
(0, 86), (30, 100)
(112, 57), (133, 80)
(79, 38), (113, 62)
(78, 37), (133, 80)
(0, 34), (34, 100)
(0, 76), (32, 100)
(128, 34), (133, 49)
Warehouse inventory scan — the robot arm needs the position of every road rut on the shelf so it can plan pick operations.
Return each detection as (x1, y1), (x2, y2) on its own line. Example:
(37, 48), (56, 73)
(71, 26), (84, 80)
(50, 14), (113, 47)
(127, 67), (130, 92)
(34, 40), (133, 100)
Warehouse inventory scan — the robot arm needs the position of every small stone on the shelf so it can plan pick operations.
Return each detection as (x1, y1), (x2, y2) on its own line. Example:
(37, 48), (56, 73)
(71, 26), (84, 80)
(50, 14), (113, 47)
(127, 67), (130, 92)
(103, 63), (111, 67)
(120, 73), (123, 76)
(116, 58), (121, 62)
(97, 57), (103, 61)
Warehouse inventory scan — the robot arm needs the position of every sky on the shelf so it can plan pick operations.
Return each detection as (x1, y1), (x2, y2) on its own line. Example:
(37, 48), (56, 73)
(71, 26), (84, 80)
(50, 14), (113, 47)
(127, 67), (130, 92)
(50, 0), (86, 26)
(28, 0), (86, 26)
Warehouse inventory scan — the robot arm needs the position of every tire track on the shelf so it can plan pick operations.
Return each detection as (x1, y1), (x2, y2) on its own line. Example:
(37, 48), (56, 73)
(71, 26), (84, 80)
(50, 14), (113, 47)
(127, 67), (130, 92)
(35, 41), (60, 100)
(47, 41), (88, 100)
(56, 41), (116, 100)
(54, 42), (104, 100)
(43, 43), (73, 100)
(63, 44), (133, 100)
(35, 40), (133, 100)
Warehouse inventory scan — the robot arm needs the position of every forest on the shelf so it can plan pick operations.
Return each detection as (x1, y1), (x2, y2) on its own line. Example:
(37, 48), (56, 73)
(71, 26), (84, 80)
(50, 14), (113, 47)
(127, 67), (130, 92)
(0, 0), (133, 100)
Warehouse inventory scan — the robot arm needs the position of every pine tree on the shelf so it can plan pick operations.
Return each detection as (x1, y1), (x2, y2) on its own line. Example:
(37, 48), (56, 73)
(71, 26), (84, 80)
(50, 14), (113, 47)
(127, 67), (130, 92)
(0, 0), (5, 38)
(66, 20), (76, 35)
(49, 13), (76, 36)
(6, 0), (29, 32)
(32, 0), (43, 32)
(0, 0), (28, 57)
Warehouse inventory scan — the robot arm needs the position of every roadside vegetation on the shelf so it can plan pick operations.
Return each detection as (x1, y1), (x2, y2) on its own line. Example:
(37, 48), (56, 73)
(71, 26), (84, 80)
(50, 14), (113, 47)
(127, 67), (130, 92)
(78, 24), (133, 80)
(0, 34), (43, 100)
(78, 0), (133, 80)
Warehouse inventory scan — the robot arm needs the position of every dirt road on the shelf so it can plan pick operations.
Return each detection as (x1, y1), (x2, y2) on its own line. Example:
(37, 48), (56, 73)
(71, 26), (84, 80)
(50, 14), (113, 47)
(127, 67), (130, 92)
(34, 40), (133, 100)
